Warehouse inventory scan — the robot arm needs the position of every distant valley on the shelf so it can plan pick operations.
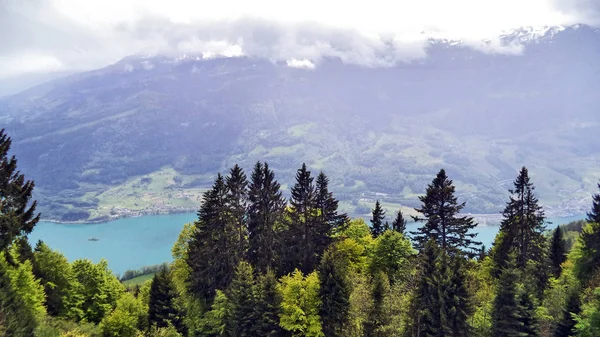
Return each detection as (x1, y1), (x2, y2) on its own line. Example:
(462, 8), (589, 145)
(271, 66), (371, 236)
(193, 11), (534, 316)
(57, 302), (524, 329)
(1, 24), (599, 222)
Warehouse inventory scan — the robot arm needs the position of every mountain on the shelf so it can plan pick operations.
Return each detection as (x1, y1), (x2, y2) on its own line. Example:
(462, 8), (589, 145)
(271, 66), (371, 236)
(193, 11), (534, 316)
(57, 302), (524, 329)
(1, 25), (599, 222)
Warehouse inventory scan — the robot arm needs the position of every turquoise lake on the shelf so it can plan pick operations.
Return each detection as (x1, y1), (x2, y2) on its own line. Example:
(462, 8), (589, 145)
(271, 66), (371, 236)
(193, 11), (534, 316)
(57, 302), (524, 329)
(29, 213), (587, 276)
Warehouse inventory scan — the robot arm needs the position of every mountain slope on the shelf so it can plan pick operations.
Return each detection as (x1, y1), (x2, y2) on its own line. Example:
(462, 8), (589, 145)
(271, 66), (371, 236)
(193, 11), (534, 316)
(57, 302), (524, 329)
(2, 25), (600, 222)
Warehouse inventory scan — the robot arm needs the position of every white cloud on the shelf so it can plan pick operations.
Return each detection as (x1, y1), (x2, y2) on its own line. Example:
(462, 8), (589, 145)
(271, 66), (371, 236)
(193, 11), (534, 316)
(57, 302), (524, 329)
(0, 0), (597, 78)
(286, 59), (316, 69)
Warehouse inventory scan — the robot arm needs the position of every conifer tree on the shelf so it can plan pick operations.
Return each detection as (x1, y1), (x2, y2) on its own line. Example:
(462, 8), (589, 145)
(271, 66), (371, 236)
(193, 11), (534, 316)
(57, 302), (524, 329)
(370, 200), (387, 238)
(148, 267), (184, 333)
(443, 256), (473, 337)
(554, 289), (580, 337)
(391, 209), (407, 235)
(517, 289), (539, 337)
(319, 248), (351, 337)
(247, 162), (286, 273)
(282, 164), (320, 274)
(251, 269), (284, 337)
(225, 165), (249, 262)
(415, 240), (442, 337)
(364, 271), (393, 337)
(315, 172), (348, 245)
(0, 129), (40, 251)
(187, 174), (236, 301)
(587, 180), (600, 224)
(411, 169), (480, 256)
(491, 255), (522, 337)
(227, 261), (256, 337)
(549, 226), (567, 278)
(0, 264), (37, 336)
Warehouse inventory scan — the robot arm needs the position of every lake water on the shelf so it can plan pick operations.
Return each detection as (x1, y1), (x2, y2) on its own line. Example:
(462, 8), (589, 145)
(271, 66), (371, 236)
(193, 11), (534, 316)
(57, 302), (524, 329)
(29, 212), (587, 275)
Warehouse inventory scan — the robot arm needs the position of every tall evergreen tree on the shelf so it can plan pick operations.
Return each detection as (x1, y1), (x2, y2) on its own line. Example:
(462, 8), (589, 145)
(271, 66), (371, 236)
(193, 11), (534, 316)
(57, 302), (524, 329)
(0, 129), (40, 251)
(391, 209), (407, 235)
(187, 174), (236, 301)
(517, 289), (539, 337)
(148, 267), (184, 333)
(0, 264), (37, 336)
(443, 256), (473, 337)
(225, 165), (249, 262)
(247, 162), (286, 273)
(315, 172), (348, 244)
(282, 163), (321, 274)
(549, 226), (567, 278)
(411, 169), (480, 256)
(587, 180), (600, 224)
(365, 271), (393, 337)
(370, 200), (387, 238)
(415, 240), (443, 337)
(227, 261), (256, 337)
(553, 288), (580, 337)
(491, 167), (548, 294)
(491, 255), (523, 337)
(251, 269), (285, 337)
(319, 248), (351, 337)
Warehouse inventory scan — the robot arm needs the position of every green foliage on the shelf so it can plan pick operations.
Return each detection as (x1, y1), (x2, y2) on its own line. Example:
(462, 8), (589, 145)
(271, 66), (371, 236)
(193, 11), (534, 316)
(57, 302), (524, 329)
(391, 209), (407, 235)
(0, 128), (40, 251)
(587, 181), (600, 224)
(0, 260), (38, 336)
(1, 252), (46, 319)
(279, 270), (323, 337)
(148, 267), (184, 333)
(318, 248), (351, 337)
(198, 290), (230, 337)
(252, 269), (285, 337)
(575, 287), (600, 337)
(571, 222), (600, 284)
(370, 200), (387, 238)
(550, 227), (568, 279)
(226, 261), (255, 337)
(72, 258), (126, 324)
(368, 230), (415, 282)
(411, 169), (480, 256)
(225, 164), (249, 264)
(99, 292), (146, 337)
(491, 255), (523, 337)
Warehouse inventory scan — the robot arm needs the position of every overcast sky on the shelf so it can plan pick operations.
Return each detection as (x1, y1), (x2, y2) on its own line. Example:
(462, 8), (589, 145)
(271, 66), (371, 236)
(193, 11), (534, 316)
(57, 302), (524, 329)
(1, 0), (599, 79)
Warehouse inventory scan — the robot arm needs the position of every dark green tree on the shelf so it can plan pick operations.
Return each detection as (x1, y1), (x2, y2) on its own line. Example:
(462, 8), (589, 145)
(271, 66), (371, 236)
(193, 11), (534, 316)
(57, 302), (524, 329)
(411, 169), (480, 256)
(415, 240), (442, 337)
(187, 174), (236, 301)
(553, 289), (580, 337)
(282, 163), (319, 274)
(549, 226), (567, 278)
(0, 129), (40, 251)
(251, 269), (285, 337)
(517, 289), (539, 337)
(391, 209), (407, 235)
(227, 261), (256, 337)
(364, 271), (392, 337)
(247, 162), (286, 273)
(318, 248), (351, 337)
(442, 256), (473, 337)
(225, 165), (249, 262)
(491, 255), (522, 337)
(370, 200), (387, 238)
(315, 172), (348, 246)
(148, 267), (184, 333)
(13, 237), (33, 264)
(587, 180), (600, 224)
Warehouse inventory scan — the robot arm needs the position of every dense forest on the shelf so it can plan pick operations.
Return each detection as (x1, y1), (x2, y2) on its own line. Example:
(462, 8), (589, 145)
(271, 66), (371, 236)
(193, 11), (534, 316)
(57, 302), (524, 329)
(3, 126), (600, 337)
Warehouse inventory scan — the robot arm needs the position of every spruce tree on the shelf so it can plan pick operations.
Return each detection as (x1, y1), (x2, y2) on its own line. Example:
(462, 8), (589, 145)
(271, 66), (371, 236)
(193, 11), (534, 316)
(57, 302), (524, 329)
(227, 261), (256, 337)
(148, 267), (184, 333)
(415, 240), (442, 337)
(187, 174), (236, 301)
(587, 180), (600, 224)
(411, 169), (480, 256)
(247, 162), (286, 273)
(370, 200), (387, 238)
(443, 256), (473, 337)
(282, 163), (320, 274)
(319, 248), (351, 337)
(251, 269), (285, 337)
(391, 209), (407, 235)
(225, 165), (249, 262)
(315, 172), (348, 245)
(0, 129), (40, 251)
(491, 255), (522, 337)
(517, 289), (539, 337)
(364, 271), (392, 337)
(549, 226), (567, 278)
(553, 289), (580, 337)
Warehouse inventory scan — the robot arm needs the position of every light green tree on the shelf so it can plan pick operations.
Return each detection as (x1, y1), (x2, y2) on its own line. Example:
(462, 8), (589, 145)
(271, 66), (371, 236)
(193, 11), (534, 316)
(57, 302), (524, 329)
(279, 270), (323, 337)
(100, 292), (146, 337)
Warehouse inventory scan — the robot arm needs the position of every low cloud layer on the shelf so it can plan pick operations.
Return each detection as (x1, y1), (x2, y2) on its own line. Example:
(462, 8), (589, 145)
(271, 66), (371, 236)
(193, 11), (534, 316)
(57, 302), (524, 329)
(0, 0), (598, 79)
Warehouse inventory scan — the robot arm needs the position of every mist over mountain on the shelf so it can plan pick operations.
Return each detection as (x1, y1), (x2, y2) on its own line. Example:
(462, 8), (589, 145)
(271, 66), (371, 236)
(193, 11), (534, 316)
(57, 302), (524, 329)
(1, 24), (599, 222)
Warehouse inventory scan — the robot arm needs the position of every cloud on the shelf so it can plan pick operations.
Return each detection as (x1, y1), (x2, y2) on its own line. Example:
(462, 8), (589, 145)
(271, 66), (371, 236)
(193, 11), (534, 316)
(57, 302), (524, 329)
(0, 0), (598, 79)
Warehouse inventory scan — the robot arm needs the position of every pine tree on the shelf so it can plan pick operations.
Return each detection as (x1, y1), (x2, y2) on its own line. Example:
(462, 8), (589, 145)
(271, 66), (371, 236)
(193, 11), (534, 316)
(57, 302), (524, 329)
(315, 172), (348, 246)
(187, 174), (236, 301)
(148, 267), (184, 333)
(370, 200), (387, 238)
(319, 248), (351, 337)
(553, 289), (580, 337)
(411, 169), (480, 256)
(0, 129), (40, 251)
(251, 269), (285, 337)
(247, 162), (286, 273)
(391, 209), (407, 235)
(443, 256), (473, 337)
(225, 165), (249, 263)
(282, 163), (320, 274)
(517, 289), (539, 337)
(491, 255), (522, 337)
(415, 240), (442, 337)
(227, 261), (256, 337)
(587, 180), (600, 224)
(549, 226), (567, 278)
